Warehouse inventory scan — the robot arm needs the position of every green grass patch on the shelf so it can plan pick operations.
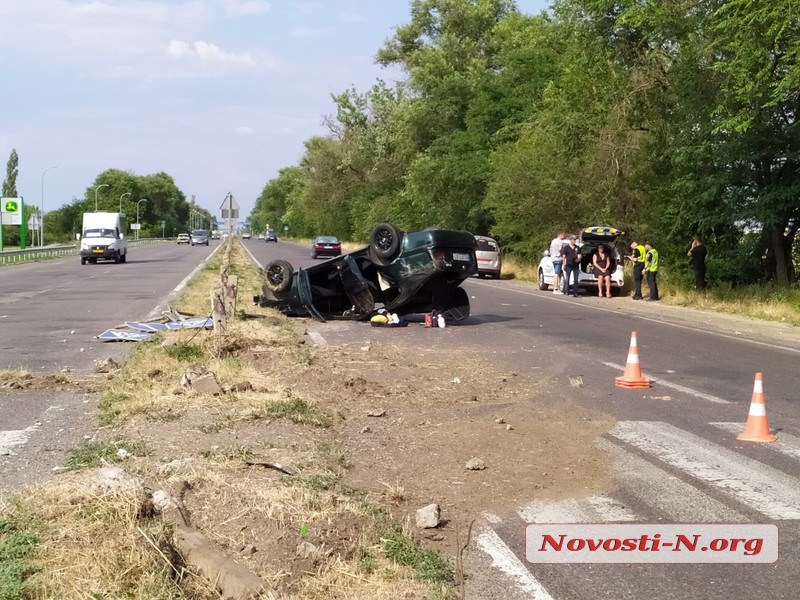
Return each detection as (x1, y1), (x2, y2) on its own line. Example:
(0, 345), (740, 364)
(164, 342), (205, 362)
(258, 392), (331, 428)
(364, 504), (453, 584)
(65, 440), (143, 470)
(0, 517), (40, 600)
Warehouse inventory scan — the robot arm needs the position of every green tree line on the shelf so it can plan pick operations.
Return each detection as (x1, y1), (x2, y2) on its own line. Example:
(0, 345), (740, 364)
(249, 0), (800, 287)
(2, 160), (213, 245)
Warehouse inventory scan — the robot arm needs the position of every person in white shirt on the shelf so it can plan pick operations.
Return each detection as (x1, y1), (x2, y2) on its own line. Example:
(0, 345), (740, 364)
(549, 232), (565, 294)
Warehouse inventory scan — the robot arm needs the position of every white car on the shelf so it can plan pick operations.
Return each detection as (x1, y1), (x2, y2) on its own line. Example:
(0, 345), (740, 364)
(537, 226), (625, 295)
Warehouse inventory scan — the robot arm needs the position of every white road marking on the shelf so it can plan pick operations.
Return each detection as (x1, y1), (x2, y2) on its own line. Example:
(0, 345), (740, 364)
(465, 279), (800, 355)
(597, 438), (748, 522)
(711, 422), (800, 461)
(519, 495), (637, 524)
(476, 523), (555, 600)
(602, 361), (731, 404)
(0, 424), (40, 456)
(610, 421), (800, 520)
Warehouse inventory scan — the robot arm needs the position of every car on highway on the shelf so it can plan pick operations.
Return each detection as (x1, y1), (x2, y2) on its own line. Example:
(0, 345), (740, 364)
(265, 230), (278, 242)
(211, 231), (220, 240)
(474, 235), (502, 279)
(177, 232), (190, 245)
(242, 231), (252, 239)
(255, 222), (477, 322)
(311, 236), (341, 258)
(190, 229), (210, 246)
(537, 226), (625, 295)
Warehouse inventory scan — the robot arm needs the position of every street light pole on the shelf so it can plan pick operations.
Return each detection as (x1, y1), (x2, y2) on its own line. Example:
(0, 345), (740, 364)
(136, 199), (148, 240)
(119, 191), (131, 212)
(40, 166), (57, 248)
(93, 183), (109, 211)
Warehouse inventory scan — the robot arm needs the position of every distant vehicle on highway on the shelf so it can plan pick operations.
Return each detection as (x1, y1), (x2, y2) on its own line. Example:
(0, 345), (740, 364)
(242, 231), (252, 239)
(211, 231), (220, 240)
(311, 236), (341, 259)
(190, 230), (210, 246)
(80, 212), (128, 264)
(177, 233), (190, 245)
(265, 231), (278, 242)
(474, 235), (502, 279)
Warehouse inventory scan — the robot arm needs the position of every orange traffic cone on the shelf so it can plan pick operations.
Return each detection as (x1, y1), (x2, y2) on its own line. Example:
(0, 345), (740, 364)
(737, 373), (777, 443)
(615, 331), (651, 389)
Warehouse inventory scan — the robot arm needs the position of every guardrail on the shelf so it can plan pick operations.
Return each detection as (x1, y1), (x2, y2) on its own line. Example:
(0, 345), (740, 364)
(0, 238), (172, 266)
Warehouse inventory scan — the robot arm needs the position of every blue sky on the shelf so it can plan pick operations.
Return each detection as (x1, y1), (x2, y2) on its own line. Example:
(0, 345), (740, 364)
(1, 0), (550, 225)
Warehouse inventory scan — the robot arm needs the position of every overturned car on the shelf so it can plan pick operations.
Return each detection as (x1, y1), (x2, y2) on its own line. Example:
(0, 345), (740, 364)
(254, 223), (478, 322)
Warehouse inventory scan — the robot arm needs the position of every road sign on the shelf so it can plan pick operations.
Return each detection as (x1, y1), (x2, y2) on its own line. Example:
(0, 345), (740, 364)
(220, 193), (239, 219)
(1, 197), (22, 225)
(28, 213), (41, 228)
(131, 223), (141, 230)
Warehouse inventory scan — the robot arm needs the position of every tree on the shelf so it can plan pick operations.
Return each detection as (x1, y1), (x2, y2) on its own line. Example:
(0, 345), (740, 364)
(2, 149), (20, 246)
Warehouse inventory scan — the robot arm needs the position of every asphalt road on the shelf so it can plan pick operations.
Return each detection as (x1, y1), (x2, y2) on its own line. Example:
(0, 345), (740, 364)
(4, 236), (800, 599)
(246, 237), (800, 600)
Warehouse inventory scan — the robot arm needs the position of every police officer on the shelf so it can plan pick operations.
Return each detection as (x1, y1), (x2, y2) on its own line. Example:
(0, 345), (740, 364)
(644, 242), (659, 301)
(627, 240), (646, 300)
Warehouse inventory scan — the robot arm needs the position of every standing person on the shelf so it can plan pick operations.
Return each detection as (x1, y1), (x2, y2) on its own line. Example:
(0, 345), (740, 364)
(627, 240), (646, 300)
(561, 235), (582, 297)
(644, 242), (659, 301)
(593, 244), (612, 298)
(549, 231), (565, 294)
(688, 235), (707, 290)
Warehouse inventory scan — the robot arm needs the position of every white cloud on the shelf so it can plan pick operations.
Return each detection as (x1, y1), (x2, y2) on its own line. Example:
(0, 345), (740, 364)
(166, 40), (255, 66)
(236, 126), (254, 135)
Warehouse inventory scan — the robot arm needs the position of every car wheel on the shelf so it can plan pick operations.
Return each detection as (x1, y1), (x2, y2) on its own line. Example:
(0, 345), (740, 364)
(311, 252), (317, 259)
(81, 257), (86, 265)
(492, 272), (500, 280)
(369, 222), (402, 265)
(121, 252), (127, 264)
(537, 270), (549, 291)
(264, 259), (294, 293)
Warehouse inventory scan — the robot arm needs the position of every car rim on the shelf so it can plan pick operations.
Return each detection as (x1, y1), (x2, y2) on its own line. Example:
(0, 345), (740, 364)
(374, 228), (394, 253)
(267, 267), (285, 286)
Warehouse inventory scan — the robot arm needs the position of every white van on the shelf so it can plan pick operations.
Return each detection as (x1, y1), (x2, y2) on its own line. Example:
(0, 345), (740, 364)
(80, 212), (128, 264)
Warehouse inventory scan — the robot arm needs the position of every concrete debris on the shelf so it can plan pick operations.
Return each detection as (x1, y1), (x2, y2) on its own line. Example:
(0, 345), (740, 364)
(296, 541), (318, 559)
(192, 373), (223, 396)
(94, 357), (120, 373)
(360, 426), (372, 434)
(465, 458), (487, 471)
(415, 503), (441, 529)
(91, 467), (143, 494)
(367, 409), (386, 417)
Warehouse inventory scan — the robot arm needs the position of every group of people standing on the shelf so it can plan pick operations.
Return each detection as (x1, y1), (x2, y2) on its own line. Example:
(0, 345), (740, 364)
(549, 231), (615, 298)
(550, 231), (708, 300)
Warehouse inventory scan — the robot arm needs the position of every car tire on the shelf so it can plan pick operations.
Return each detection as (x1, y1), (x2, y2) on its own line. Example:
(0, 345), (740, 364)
(264, 259), (294, 293)
(311, 252), (317, 259)
(537, 269), (549, 291)
(492, 272), (500, 280)
(81, 257), (86, 265)
(369, 222), (402, 265)
(121, 252), (127, 264)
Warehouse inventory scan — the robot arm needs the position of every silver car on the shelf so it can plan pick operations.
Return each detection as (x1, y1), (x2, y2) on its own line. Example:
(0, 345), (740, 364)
(190, 229), (210, 246)
(474, 235), (502, 279)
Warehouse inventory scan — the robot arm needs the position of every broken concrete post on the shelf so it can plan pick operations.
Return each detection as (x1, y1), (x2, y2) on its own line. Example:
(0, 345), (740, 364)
(212, 288), (226, 333)
(224, 275), (238, 322)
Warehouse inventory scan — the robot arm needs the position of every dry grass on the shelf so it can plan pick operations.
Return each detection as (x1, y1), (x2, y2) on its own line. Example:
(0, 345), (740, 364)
(1, 237), (454, 600)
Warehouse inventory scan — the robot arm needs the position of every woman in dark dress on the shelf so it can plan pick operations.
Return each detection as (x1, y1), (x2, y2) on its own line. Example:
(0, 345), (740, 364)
(592, 244), (612, 298)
